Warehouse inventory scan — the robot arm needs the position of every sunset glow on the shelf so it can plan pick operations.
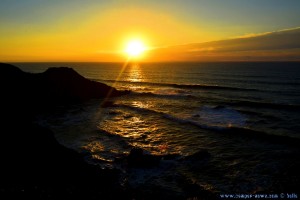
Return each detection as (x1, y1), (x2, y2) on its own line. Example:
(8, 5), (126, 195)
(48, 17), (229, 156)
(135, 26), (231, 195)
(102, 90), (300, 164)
(0, 1), (300, 62)
(125, 40), (146, 58)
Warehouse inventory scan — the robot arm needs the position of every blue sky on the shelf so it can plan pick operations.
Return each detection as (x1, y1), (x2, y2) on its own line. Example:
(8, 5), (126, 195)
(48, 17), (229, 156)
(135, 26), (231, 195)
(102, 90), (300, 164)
(1, 0), (299, 33)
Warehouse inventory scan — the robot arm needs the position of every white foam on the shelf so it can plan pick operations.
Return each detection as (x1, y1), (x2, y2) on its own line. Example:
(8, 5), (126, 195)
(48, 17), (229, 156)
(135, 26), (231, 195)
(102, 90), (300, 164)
(194, 106), (246, 128)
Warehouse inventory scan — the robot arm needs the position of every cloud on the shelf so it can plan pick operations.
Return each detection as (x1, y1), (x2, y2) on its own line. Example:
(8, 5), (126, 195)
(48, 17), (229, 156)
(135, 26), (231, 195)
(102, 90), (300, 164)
(147, 27), (300, 61)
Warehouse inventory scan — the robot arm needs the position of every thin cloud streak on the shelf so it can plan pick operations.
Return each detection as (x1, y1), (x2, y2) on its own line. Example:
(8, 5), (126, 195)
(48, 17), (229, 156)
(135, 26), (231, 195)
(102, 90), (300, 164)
(147, 27), (300, 61)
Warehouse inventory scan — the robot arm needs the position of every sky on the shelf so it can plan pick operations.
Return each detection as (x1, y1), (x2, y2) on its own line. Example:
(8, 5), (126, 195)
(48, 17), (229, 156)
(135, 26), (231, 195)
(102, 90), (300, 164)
(1, 0), (300, 62)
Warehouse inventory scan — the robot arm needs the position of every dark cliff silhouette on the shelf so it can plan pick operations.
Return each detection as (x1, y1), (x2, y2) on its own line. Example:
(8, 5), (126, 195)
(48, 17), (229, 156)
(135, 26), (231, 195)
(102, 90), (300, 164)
(0, 63), (128, 107)
(0, 63), (129, 199)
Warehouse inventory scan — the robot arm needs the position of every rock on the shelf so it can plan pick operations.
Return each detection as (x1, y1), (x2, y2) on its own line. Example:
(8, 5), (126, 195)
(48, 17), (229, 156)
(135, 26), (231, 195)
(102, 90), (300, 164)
(127, 147), (161, 168)
(180, 180), (216, 200)
(0, 63), (129, 109)
(162, 153), (181, 160)
(0, 63), (130, 199)
(0, 121), (127, 199)
(41, 67), (125, 102)
(184, 149), (211, 161)
(101, 100), (117, 108)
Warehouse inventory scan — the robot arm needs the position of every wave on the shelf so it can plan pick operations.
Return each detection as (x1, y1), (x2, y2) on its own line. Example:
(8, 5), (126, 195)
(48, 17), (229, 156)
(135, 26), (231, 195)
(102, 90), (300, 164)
(236, 108), (282, 121)
(115, 103), (300, 146)
(125, 89), (300, 112)
(116, 103), (234, 131)
(130, 91), (197, 99)
(220, 127), (300, 146)
(215, 77), (300, 87)
(117, 103), (245, 131)
(228, 100), (300, 111)
(97, 79), (260, 92)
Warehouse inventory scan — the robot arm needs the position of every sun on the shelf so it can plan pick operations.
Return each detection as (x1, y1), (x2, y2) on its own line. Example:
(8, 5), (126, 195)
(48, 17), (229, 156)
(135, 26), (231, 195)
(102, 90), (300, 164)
(125, 40), (145, 58)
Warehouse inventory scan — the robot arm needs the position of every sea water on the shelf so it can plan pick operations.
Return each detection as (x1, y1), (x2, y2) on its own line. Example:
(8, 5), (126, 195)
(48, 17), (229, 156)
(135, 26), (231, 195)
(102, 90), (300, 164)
(14, 62), (300, 194)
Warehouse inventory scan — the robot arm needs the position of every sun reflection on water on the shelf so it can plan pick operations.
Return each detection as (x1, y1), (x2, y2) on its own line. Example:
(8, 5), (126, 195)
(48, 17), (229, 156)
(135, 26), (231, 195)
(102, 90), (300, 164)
(127, 63), (144, 83)
(131, 101), (150, 109)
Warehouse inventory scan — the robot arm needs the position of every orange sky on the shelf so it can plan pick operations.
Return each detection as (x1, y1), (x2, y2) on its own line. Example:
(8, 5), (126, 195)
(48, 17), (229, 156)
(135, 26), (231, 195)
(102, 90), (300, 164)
(1, 1), (300, 62)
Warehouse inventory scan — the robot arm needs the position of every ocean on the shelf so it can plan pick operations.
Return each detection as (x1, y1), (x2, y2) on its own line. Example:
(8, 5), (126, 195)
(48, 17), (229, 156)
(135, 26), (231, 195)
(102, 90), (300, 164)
(13, 62), (300, 195)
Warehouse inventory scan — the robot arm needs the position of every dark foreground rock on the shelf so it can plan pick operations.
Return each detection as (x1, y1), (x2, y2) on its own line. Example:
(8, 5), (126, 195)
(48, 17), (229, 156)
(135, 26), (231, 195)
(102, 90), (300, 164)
(183, 149), (211, 161)
(127, 147), (161, 168)
(0, 63), (130, 199)
(0, 123), (127, 199)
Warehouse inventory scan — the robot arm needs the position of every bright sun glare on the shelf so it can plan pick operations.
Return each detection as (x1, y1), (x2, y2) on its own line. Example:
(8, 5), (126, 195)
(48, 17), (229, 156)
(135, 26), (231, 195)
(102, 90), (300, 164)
(125, 40), (145, 57)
